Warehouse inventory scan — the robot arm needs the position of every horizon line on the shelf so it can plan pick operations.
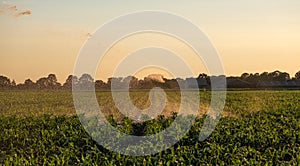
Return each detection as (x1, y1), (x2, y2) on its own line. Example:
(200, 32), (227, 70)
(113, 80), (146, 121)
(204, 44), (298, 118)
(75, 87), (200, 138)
(1, 69), (299, 84)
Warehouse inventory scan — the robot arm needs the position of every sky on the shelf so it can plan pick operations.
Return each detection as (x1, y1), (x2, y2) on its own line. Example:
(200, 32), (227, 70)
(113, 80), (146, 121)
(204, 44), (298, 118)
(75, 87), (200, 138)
(1, 0), (300, 83)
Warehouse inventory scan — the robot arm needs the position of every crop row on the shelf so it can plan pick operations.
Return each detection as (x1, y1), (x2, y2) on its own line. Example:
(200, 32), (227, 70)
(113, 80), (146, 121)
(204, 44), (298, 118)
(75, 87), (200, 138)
(1, 106), (299, 165)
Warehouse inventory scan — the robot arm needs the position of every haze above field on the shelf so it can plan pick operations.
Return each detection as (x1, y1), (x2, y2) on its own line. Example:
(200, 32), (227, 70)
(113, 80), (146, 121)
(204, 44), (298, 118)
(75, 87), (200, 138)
(1, 0), (300, 83)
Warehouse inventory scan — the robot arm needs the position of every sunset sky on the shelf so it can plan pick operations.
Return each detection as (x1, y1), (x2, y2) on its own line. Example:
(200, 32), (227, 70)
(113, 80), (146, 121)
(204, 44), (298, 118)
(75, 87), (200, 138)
(1, 0), (300, 83)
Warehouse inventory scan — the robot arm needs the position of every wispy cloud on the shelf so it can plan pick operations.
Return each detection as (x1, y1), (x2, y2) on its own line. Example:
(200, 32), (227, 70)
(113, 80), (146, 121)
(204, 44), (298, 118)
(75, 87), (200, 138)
(0, 1), (31, 17)
(8, 5), (17, 12)
(16, 9), (31, 17)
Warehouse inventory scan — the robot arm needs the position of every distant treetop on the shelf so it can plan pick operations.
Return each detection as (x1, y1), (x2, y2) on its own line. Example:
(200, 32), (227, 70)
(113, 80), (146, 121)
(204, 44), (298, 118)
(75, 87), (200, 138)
(1, 70), (300, 90)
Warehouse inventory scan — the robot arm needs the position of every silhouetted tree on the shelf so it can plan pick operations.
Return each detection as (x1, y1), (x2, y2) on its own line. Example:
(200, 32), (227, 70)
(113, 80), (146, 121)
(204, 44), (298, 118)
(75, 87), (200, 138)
(278, 72), (290, 81)
(120, 76), (139, 89)
(24, 79), (34, 87)
(79, 74), (93, 83)
(259, 72), (269, 81)
(128, 76), (139, 89)
(2, 70), (300, 90)
(198, 73), (208, 79)
(15, 79), (34, 89)
(164, 79), (180, 89)
(63, 75), (78, 89)
(0, 75), (12, 89)
(137, 79), (154, 89)
(241, 73), (250, 79)
(36, 77), (47, 89)
(47, 74), (61, 89)
(36, 74), (61, 89)
(246, 73), (260, 84)
(11, 80), (16, 86)
(295, 71), (300, 80)
(106, 76), (139, 90)
(78, 73), (94, 90)
(107, 77), (122, 89)
(266, 71), (290, 81)
(95, 80), (107, 90)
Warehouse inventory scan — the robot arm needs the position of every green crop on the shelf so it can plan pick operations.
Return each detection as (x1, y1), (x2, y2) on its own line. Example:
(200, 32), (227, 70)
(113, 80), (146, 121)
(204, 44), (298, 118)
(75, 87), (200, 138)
(0, 90), (299, 165)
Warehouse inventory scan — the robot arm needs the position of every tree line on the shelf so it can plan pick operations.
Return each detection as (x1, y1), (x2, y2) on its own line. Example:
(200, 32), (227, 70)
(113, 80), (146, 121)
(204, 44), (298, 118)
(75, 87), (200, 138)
(1, 70), (300, 90)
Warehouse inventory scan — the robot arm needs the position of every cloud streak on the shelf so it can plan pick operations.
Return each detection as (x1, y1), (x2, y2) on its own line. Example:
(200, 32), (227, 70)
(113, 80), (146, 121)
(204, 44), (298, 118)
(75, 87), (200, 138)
(0, 2), (31, 17)
(16, 9), (31, 17)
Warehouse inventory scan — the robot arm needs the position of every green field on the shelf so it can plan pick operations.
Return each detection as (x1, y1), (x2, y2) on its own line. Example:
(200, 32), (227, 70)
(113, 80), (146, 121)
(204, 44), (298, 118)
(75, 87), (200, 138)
(0, 90), (299, 165)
